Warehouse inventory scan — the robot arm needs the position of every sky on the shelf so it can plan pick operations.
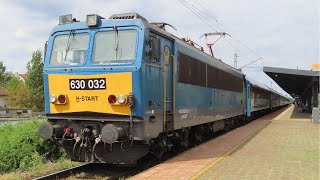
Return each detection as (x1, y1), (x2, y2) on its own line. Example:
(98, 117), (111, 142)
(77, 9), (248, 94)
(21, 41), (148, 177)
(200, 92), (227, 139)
(0, 0), (318, 96)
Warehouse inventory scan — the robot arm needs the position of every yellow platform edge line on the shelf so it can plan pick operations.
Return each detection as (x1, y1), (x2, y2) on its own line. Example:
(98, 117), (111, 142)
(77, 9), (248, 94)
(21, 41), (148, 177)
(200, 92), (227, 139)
(190, 121), (271, 180)
(273, 105), (293, 120)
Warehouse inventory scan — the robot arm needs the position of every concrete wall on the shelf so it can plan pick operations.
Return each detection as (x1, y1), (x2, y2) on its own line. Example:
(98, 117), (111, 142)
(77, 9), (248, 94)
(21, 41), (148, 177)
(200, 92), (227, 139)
(0, 108), (32, 117)
(0, 96), (6, 108)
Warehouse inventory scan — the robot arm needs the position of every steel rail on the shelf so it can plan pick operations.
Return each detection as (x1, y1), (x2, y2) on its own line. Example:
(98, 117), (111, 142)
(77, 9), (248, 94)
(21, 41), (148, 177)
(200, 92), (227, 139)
(33, 163), (91, 180)
(33, 163), (138, 180)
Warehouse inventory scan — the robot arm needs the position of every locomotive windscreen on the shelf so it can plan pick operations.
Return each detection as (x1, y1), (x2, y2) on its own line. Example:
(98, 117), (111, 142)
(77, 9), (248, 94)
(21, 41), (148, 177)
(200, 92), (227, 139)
(50, 33), (89, 66)
(92, 30), (137, 64)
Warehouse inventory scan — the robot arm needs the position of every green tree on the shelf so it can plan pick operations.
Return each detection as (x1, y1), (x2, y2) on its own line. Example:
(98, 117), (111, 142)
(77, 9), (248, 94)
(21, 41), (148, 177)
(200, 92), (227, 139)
(2, 72), (15, 88)
(0, 61), (14, 87)
(6, 77), (32, 109)
(26, 50), (44, 112)
(0, 61), (6, 77)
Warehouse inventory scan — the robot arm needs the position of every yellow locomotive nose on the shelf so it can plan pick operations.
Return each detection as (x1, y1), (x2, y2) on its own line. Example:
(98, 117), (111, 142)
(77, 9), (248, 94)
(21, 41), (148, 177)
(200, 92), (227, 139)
(48, 73), (132, 115)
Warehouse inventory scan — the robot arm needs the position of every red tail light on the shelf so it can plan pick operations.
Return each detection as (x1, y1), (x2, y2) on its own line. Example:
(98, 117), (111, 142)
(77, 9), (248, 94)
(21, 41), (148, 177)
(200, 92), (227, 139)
(58, 94), (66, 104)
(108, 95), (117, 104)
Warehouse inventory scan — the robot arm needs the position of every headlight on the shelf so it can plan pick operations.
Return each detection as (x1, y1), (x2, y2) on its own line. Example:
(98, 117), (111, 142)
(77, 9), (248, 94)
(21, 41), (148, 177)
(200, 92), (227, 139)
(50, 95), (56, 103)
(86, 14), (105, 27)
(86, 14), (97, 26)
(59, 14), (73, 25)
(117, 94), (127, 104)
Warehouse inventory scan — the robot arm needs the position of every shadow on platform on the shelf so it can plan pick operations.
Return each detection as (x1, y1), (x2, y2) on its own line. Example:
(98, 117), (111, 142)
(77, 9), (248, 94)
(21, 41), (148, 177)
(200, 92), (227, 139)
(290, 106), (311, 120)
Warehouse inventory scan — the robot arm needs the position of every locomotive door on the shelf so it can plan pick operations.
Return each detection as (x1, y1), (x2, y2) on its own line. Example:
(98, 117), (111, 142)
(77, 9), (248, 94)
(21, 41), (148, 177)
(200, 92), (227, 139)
(246, 81), (251, 117)
(161, 38), (174, 135)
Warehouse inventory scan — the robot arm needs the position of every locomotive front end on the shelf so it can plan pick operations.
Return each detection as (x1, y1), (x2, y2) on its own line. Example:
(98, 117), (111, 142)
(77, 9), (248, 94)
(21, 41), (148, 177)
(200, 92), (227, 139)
(39, 14), (148, 164)
(47, 73), (132, 116)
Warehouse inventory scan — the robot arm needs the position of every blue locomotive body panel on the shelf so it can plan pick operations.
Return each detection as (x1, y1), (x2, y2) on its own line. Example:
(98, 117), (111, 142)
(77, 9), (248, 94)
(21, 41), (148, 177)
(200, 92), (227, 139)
(44, 20), (147, 118)
(173, 41), (244, 128)
(40, 13), (290, 164)
(44, 17), (246, 127)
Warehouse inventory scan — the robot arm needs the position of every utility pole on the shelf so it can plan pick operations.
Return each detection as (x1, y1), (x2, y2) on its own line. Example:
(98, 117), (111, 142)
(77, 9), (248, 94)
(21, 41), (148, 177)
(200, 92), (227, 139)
(234, 53), (238, 68)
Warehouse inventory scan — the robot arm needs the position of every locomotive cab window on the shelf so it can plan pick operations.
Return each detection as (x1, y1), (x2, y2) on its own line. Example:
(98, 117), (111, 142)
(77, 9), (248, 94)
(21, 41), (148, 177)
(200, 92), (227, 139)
(50, 33), (89, 66)
(92, 30), (137, 64)
(147, 35), (160, 61)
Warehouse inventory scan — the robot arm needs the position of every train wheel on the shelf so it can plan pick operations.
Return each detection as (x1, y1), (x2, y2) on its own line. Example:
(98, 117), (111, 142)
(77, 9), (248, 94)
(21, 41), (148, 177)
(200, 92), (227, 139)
(151, 135), (167, 159)
(180, 129), (190, 149)
(203, 123), (213, 140)
(224, 119), (231, 132)
(194, 126), (203, 143)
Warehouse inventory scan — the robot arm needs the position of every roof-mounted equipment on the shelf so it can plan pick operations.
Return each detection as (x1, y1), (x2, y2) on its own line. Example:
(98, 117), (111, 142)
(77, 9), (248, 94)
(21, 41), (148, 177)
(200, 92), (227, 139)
(151, 22), (177, 31)
(86, 14), (105, 27)
(59, 14), (79, 25)
(59, 14), (74, 25)
(109, 12), (148, 22)
(181, 37), (204, 51)
(200, 32), (231, 57)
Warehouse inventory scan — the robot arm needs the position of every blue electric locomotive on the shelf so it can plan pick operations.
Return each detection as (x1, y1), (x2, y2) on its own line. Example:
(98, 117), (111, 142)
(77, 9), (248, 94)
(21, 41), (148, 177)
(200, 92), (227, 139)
(39, 12), (288, 164)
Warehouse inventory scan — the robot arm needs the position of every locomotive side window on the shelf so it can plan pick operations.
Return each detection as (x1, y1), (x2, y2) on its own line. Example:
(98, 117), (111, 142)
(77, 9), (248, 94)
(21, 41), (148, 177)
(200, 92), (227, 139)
(147, 35), (160, 61)
(207, 65), (242, 92)
(92, 30), (137, 64)
(178, 53), (206, 86)
(178, 52), (242, 92)
(50, 33), (89, 66)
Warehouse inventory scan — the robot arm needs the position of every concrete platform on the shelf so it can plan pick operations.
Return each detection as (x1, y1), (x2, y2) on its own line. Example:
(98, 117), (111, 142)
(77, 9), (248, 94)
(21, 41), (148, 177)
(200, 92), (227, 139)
(132, 106), (319, 179)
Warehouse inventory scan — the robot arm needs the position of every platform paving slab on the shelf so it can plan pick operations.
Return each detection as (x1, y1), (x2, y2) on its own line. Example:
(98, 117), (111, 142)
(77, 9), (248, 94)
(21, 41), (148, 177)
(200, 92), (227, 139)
(132, 106), (292, 180)
(199, 106), (319, 180)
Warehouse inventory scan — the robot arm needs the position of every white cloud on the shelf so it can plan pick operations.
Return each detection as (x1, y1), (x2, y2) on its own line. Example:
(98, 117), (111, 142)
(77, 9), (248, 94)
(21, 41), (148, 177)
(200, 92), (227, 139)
(0, 0), (318, 95)
(15, 28), (27, 39)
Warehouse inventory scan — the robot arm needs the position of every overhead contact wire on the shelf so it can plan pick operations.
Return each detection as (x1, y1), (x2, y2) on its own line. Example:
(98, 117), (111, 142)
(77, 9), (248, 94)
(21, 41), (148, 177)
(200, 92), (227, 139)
(178, 0), (263, 67)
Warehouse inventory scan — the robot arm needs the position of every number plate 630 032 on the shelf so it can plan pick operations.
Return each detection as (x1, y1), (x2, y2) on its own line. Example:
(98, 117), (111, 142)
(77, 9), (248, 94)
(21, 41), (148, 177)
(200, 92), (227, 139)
(69, 78), (106, 90)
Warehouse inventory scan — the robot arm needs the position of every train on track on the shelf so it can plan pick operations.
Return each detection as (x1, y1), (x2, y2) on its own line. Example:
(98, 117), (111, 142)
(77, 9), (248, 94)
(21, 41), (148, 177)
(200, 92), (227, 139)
(39, 12), (289, 164)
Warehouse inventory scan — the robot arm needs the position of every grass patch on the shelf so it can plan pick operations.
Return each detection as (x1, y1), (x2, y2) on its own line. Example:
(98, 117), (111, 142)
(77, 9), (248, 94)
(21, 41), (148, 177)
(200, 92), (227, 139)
(0, 158), (82, 179)
(0, 119), (80, 179)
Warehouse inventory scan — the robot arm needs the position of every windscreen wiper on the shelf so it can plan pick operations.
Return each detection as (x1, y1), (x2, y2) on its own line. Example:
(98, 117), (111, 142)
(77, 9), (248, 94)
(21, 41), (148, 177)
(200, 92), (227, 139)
(112, 26), (119, 51)
(113, 26), (119, 61)
(63, 30), (75, 63)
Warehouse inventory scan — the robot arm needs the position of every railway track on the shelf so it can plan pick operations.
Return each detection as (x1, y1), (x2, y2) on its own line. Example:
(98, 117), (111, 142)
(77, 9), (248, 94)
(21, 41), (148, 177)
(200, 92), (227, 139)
(33, 163), (138, 180)
(32, 129), (246, 180)
(33, 113), (269, 180)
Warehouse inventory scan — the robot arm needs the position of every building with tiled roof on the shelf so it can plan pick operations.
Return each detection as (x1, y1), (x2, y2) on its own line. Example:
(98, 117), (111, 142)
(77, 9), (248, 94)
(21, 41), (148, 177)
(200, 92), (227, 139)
(0, 86), (7, 108)
(19, 73), (28, 79)
(15, 73), (28, 83)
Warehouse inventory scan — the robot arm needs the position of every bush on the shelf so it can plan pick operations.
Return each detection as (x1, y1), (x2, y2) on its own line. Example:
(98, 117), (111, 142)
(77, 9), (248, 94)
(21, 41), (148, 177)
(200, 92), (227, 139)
(0, 120), (63, 173)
